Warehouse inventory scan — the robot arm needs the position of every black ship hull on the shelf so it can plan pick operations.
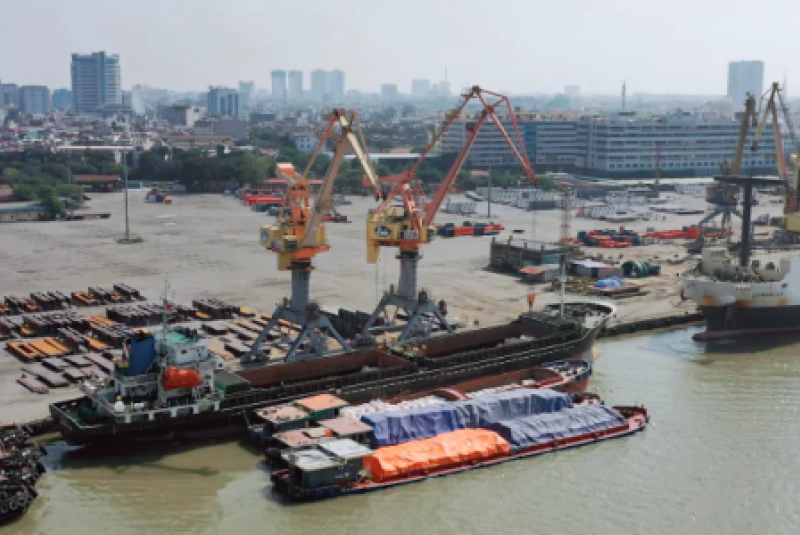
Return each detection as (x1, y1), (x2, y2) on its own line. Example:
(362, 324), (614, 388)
(51, 311), (608, 447)
(700, 305), (800, 332)
(694, 304), (800, 339)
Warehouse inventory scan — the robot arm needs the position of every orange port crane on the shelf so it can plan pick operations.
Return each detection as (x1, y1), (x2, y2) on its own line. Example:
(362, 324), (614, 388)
(751, 82), (800, 214)
(360, 86), (535, 343)
(244, 109), (382, 363)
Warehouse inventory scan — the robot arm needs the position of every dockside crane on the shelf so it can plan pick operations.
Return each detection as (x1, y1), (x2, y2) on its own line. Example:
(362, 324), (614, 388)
(243, 109), (383, 363)
(751, 83), (788, 182)
(360, 86), (535, 344)
(699, 93), (758, 241)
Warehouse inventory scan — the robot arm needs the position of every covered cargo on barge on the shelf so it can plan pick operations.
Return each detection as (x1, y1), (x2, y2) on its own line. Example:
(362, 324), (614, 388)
(487, 404), (626, 450)
(363, 429), (510, 483)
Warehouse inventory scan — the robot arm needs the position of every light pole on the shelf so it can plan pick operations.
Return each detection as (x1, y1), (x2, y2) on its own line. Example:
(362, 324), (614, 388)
(123, 150), (130, 242)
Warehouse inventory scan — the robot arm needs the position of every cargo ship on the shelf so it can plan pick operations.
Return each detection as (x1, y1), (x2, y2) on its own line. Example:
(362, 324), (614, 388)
(678, 174), (798, 340)
(269, 388), (648, 500)
(680, 243), (800, 339)
(50, 301), (614, 447)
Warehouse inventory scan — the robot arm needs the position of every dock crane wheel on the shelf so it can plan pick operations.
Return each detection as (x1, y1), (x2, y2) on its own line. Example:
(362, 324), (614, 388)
(306, 301), (321, 319)
(418, 288), (431, 304)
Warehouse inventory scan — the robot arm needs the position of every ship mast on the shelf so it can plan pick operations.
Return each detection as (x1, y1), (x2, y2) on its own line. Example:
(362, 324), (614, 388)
(160, 280), (170, 350)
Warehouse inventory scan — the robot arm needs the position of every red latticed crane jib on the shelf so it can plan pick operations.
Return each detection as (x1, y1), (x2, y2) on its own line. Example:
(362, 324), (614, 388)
(371, 86), (536, 238)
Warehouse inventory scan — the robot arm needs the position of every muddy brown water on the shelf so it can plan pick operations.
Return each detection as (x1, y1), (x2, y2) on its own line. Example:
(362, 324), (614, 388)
(7, 327), (800, 535)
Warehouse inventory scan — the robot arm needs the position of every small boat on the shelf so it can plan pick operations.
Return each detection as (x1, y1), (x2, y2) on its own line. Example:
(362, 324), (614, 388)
(0, 425), (45, 524)
(271, 404), (648, 500)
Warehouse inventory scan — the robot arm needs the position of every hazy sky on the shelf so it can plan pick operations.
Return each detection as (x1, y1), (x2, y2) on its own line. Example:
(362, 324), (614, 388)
(3, 0), (797, 95)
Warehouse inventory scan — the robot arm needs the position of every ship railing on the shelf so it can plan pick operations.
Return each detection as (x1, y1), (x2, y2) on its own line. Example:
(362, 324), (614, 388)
(219, 364), (416, 410)
(218, 326), (593, 411)
(343, 340), (575, 400)
(113, 371), (159, 386)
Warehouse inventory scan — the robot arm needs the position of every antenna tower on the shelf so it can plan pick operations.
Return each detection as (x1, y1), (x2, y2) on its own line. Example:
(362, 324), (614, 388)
(654, 140), (663, 187)
(560, 187), (574, 243)
(621, 80), (627, 112)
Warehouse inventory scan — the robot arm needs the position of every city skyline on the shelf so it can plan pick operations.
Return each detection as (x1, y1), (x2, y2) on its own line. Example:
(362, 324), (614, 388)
(1, 0), (797, 96)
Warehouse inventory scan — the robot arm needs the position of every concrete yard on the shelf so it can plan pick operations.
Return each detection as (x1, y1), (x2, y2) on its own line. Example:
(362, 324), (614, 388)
(0, 187), (783, 421)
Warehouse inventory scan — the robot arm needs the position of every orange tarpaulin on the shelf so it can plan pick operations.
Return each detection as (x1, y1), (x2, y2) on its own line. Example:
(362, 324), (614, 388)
(364, 429), (510, 482)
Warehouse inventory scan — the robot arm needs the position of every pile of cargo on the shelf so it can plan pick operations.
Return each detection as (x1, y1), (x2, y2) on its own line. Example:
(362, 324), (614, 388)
(361, 389), (574, 448)
(0, 285), (143, 317)
(107, 303), (172, 327)
(193, 299), (236, 320)
(442, 199), (477, 215)
(1, 296), (41, 315)
(244, 194), (282, 207)
(577, 230), (641, 248)
(340, 396), (449, 419)
(0, 425), (46, 523)
(642, 226), (730, 241)
(144, 189), (172, 204)
(17, 350), (116, 393)
(437, 221), (504, 238)
(272, 387), (647, 497)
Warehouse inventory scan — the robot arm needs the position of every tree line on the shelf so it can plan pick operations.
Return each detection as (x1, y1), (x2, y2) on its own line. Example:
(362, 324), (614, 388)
(0, 149), (115, 216)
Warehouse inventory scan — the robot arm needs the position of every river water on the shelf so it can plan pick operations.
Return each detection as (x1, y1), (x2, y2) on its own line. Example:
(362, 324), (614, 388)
(7, 327), (800, 535)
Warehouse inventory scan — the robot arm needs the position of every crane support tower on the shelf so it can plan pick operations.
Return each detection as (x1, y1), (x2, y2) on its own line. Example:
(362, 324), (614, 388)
(243, 109), (382, 363)
(697, 93), (757, 241)
(360, 86), (536, 344)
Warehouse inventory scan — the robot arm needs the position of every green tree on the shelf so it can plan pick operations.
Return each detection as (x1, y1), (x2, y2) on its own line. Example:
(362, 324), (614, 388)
(0, 168), (26, 185)
(40, 195), (65, 218)
(57, 183), (85, 204)
(70, 162), (97, 175)
(13, 183), (38, 201)
(238, 152), (268, 186)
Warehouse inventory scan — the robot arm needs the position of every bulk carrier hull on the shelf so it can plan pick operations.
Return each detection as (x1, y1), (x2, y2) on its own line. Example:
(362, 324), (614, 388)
(51, 304), (613, 447)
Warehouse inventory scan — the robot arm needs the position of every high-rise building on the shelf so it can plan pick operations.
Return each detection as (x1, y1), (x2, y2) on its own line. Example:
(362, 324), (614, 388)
(327, 70), (345, 100)
(412, 79), (431, 98)
(0, 84), (19, 108)
(564, 85), (581, 97)
(19, 86), (51, 115)
(207, 86), (239, 117)
(238, 81), (255, 118)
(271, 70), (287, 102)
(381, 84), (398, 103)
(288, 70), (303, 100)
(310, 69), (326, 101)
(308, 70), (345, 101)
(727, 60), (764, 103)
(52, 88), (74, 111)
(130, 85), (145, 115)
(71, 51), (121, 114)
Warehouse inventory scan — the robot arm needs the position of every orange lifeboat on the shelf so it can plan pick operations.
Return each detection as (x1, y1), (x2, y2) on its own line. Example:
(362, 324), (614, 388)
(161, 367), (201, 390)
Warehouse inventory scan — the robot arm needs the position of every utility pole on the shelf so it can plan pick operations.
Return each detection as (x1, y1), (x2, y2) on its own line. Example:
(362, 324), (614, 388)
(654, 140), (662, 187)
(559, 187), (574, 243)
(621, 80), (627, 113)
(123, 149), (130, 242)
(487, 165), (492, 218)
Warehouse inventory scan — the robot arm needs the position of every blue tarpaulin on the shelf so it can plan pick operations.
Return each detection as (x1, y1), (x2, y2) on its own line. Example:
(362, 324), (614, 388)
(594, 276), (626, 289)
(454, 389), (574, 428)
(361, 405), (467, 448)
(488, 405), (627, 451)
(362, 389), (574, 447)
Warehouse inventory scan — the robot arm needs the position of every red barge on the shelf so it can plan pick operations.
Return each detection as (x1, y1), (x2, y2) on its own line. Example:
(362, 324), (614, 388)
(271, 403), (648, 500)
